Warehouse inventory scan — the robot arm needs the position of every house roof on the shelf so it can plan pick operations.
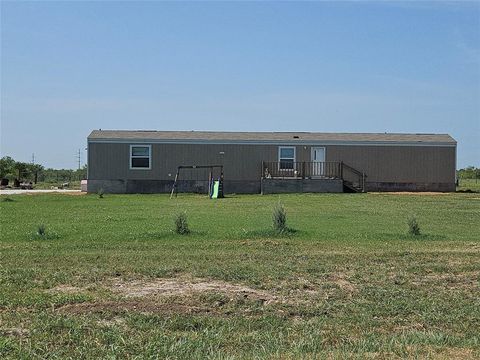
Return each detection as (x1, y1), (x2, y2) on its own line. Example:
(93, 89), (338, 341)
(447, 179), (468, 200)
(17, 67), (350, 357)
(88, 130), (456, 146)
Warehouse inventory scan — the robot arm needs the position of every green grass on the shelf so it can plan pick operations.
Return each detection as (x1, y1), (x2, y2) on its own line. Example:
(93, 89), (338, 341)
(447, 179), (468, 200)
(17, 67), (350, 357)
(457, 178), (480, 192)
(1, 193), (479, 358)
(31, 180), (81, 190)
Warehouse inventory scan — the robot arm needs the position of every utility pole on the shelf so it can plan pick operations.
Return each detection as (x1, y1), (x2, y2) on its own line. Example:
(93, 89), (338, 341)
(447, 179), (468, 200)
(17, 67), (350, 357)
(75, 149), (81, 181)
(75, 149), (81, 170)
(31, 153), (38, 183)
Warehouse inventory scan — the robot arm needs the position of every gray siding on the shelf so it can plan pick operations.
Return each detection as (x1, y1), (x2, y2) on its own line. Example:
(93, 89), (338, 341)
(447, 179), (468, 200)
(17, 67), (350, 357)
(88, 143), (311, 181)
(325, 145), (455, 183)
(88, 141), (456, 192)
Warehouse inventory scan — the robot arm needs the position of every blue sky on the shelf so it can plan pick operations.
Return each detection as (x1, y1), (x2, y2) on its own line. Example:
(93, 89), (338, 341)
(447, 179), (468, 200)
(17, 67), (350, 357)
(1, 1), (479, 168)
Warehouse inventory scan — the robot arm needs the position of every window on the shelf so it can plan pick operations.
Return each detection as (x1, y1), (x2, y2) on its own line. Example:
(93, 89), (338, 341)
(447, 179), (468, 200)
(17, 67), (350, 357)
(130, 145), (151, 169)
(278, 146), (295, 170)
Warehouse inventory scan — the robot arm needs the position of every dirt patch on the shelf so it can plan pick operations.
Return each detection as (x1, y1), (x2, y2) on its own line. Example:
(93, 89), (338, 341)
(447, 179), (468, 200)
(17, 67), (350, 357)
(110, 277), (278, 304)
(53, 275), (365, 316)
(329, 274), (358, 295)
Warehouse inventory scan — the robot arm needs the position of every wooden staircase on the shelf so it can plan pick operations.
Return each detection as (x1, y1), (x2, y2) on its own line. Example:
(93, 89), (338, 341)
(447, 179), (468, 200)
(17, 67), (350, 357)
(341, 162), (367, 193)
(343, 180), (364, 193)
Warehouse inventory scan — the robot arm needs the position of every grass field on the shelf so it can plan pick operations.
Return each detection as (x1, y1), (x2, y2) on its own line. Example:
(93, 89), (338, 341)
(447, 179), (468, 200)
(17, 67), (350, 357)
(1, 193), (479, 358)
(457, 178), (480, 192)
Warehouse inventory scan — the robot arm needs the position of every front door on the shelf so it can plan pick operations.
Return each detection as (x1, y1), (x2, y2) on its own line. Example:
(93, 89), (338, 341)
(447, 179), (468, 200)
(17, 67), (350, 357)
(311, 147), (326, 176)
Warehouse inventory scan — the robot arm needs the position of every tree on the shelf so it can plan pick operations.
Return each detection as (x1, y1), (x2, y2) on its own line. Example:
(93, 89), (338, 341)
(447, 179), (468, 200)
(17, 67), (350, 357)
(457, 166), (480, 179)
(13, 162), (30, 181)
(0, 156), (16, 179)
(27, 164), (45, 184)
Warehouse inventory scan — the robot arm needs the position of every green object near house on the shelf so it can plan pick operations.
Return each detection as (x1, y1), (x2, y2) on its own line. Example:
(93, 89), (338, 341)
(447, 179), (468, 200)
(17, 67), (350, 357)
(211, 181), (220, 198)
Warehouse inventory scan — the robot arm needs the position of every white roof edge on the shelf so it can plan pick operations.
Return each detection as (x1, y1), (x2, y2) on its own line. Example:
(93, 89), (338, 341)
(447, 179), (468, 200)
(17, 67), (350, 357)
(88, 138), (456, 147)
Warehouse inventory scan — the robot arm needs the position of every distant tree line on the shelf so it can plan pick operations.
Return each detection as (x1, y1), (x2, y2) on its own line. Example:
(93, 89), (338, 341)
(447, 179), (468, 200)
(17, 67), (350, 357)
(457, 166), (480, 180)
(0, 156), (87, 185)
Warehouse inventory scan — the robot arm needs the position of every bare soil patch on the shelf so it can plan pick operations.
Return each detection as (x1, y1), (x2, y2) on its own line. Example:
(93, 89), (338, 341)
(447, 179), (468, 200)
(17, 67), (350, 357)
(53, 274), (364, 316)
(330, 275), (358, 295)
(110, 277), (278, 304)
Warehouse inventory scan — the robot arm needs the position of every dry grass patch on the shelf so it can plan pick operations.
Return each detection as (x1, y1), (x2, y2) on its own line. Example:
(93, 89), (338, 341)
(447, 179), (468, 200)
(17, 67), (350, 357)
(58, 300), (215, 316)
(411, 271), (479, 292)
(109, 277), (279, 304)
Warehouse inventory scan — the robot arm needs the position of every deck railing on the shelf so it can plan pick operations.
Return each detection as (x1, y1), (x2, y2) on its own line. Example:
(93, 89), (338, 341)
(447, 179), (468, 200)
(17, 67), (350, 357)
(261, 161), (367, 192)
(262, 161), (343, 180)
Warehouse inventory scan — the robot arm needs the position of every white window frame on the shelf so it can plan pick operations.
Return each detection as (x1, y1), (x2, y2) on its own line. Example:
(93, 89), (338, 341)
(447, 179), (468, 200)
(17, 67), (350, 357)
(130, 144), (152, 170)
(278, 146), (296, 171)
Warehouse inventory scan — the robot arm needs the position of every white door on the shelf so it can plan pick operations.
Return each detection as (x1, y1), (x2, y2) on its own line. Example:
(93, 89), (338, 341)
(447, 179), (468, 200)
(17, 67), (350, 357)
(311, 147), (326, 176)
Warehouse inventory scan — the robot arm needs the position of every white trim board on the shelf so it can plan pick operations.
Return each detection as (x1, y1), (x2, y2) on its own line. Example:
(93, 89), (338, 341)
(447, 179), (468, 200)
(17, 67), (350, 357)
(88, 138), (456, 147)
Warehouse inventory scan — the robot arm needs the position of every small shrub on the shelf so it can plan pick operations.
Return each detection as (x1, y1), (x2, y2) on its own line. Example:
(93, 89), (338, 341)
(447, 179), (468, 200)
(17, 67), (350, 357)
(272, 202), (287, 233)
(175, 211), (190, 235)
(1, 197), (14, 202)
(30, 224), (59, 240)
(37, 224), (46, 237)
(407, 215), (421, 236)
(98, 188), (104, 199)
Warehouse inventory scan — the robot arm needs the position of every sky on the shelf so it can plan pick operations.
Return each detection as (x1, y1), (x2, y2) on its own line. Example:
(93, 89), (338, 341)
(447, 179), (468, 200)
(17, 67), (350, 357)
(1, 1), (479, 169)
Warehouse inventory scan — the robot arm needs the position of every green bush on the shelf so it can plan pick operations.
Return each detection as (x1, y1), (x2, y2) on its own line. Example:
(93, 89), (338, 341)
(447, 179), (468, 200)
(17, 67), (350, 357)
(407, 215), (421, 236)
(175, 211), (190, 235)
(37, 224), (46, 237)
(272, 202), (287, 233)
(30, 224), (59, 240)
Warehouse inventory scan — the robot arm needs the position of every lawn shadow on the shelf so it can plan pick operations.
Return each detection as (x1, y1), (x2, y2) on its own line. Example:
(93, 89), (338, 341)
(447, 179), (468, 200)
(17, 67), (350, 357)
(386, 233), (448, 241)
(238, 227), (299, 239)
(139, 230), (209, 240)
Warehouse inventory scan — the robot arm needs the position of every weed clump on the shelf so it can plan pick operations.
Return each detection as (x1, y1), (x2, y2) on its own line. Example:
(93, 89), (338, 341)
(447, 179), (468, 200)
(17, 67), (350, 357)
(272, 202), (287, 233)
(407, 215), (421, 236)
(30, 224), (59, 240)
(37, 224), (46, 237)
(1, 197), (14, 202)
(98, 188), (104, 199)
(175, 211), (190, 235)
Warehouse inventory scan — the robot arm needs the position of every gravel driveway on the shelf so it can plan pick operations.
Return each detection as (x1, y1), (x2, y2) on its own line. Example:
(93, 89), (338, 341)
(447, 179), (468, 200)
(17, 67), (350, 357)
(0, 189), (82, 195)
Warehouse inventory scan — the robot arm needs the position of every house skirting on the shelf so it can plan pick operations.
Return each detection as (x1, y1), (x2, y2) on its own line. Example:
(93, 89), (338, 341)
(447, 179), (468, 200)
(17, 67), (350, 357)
(87, 179), (261, 194)
(86, 179), (455, 194)
(366, 182), (455, 192)
(261, 178), (344, 194)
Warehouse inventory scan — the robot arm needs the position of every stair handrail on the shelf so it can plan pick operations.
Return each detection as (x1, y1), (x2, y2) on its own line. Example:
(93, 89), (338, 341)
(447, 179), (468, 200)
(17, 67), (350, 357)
(341, 162), (367, 192)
